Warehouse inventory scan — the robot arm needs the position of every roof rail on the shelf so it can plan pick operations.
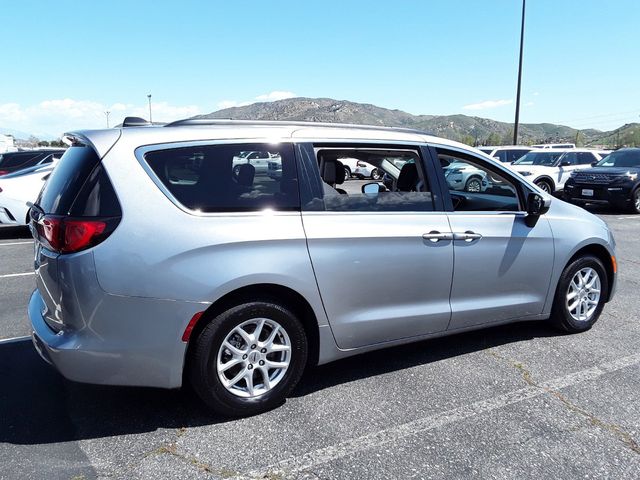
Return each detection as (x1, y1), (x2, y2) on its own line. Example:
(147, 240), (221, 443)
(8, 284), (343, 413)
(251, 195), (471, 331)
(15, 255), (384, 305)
(164, 118), (433, 136)
(122, 116), (150, 127)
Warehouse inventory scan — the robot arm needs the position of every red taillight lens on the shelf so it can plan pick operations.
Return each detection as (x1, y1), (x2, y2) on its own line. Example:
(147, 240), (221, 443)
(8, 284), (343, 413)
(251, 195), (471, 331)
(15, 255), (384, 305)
(0, 170), (8, 176)
(35, 215), (113, 253)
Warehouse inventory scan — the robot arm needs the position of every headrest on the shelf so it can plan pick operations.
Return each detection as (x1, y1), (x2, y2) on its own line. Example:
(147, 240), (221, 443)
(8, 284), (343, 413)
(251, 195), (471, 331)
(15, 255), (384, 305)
(397, 162), (419, 192)
(236, 163), (255, 186)
(321, 160), (345, 185)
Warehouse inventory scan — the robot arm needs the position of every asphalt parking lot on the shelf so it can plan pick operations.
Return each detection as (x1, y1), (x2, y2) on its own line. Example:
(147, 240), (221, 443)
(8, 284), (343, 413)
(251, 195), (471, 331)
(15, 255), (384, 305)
(1, 200), (639, 480)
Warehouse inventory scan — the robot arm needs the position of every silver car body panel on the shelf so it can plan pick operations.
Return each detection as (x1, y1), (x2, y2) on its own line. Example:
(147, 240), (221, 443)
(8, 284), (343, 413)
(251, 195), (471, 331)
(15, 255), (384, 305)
(28, 123), (617, 389)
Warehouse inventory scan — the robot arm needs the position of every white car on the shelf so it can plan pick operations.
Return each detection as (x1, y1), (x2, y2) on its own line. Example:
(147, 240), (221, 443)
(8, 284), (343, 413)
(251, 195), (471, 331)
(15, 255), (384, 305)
(509, 149), (605, 193)
(0, 164), (55, 225)
(478, 146), (532, 164)
(232, 151), (280, 175)
(339, 157), (383, 180)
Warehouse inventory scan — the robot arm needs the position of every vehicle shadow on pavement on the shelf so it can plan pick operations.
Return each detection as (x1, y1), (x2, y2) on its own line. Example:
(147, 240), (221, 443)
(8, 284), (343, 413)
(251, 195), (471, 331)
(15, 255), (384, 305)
(293, 320), (559, 398)
(0, 321), (560, 445)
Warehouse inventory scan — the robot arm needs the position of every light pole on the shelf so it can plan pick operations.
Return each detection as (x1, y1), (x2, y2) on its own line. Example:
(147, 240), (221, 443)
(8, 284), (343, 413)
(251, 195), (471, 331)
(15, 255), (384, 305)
(513, 0), (526, 145)
(147, 94), (153, 124)
(105, 111), (111, 128)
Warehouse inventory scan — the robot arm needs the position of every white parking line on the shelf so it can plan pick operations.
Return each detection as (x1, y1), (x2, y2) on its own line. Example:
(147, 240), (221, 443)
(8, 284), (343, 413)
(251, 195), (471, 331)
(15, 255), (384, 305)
(0, 335), (30, 344)
(0, 272), (35, 278)
(0, 241), (33, 246)
(249, 352), (640, 478)
(617, 216), (640, 220)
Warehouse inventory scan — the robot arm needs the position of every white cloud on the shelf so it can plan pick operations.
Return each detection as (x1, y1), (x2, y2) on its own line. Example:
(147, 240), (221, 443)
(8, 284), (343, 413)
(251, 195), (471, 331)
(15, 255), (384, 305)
(217, 90), (297, 110)
(462, 99), (513, 111)
(255, 91), (296, 101)
(533, 92), (540, 96)
(524, 101), (535, 107)
(0, 98), (201, 138)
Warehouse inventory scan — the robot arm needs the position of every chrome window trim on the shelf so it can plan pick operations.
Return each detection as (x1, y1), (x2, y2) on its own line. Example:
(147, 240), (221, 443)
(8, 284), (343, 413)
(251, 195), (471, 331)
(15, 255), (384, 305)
(135, 138), (301, 218)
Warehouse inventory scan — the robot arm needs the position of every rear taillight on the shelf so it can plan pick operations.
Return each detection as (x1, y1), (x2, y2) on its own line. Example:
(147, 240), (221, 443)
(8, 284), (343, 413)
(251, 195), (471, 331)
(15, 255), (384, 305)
(34, 215), (117, 253)
(357, 161), (367, 167)
(0, 170), (8, 176)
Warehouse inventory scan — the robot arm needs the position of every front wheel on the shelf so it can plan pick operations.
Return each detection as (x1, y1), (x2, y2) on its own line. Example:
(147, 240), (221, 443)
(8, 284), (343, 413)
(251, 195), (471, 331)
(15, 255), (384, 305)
(465, 176), (482, 192)
(549, 255), (608, 333)
(189, 301), (308, 416)
(370, 168), (382, 180)
(629, 188), (640, 214)
(535, 179), (553, 194)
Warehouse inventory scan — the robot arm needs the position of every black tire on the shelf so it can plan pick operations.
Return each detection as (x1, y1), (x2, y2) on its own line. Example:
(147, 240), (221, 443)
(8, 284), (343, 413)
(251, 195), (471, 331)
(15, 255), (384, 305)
(628, 188), (640, 214)
(465, 176), (482, 192)
(370, 168), (382, 180)
(549, 255), (608, 333)
(535, 179), (553, 194)
(232, 164), (242, 176)
(344, 166), (351, 180)
(189, 301), (308, 417)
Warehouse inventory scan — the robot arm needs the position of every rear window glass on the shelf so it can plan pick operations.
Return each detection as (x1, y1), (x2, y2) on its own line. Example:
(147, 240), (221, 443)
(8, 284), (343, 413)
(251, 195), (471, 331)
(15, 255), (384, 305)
(143, 143), (300, 212)
(37, 146), (101, 214)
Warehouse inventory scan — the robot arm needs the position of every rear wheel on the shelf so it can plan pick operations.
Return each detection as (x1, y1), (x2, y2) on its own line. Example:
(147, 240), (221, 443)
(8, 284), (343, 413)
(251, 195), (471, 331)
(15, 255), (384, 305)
(535, 179), (553, 194)
(344, 166), (351, 181)
(370, 168), (382, 180)
(189, 301), (308, 416)
(550, 255), (608, 333)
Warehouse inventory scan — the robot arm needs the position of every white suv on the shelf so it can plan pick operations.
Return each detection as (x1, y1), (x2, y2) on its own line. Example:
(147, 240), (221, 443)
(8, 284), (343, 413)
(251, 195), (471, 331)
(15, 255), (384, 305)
(478, 146), (532, 164)
(510, 149), (605, 193)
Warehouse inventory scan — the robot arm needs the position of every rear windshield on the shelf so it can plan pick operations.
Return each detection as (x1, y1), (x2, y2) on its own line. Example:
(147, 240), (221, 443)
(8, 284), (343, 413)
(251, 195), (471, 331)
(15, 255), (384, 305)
(143, 142), (300, 212)
(37, 146), (101, 214)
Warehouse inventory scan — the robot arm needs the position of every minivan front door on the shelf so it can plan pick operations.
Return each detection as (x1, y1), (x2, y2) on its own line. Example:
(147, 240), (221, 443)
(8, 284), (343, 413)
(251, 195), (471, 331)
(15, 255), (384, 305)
(434, 146), (555, 330)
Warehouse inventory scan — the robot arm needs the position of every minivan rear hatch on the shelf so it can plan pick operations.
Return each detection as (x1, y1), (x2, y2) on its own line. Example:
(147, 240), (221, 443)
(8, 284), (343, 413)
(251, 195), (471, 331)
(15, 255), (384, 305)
(30, 140), (122, 332)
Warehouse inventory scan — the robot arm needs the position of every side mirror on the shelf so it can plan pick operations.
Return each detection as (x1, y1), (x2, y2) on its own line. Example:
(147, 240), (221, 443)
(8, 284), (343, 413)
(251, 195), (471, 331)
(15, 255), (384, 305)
(362, 182), (382, 197)
(560, 161), (571, 167)
(525, 192), (550, 227)
(591, 161), (598, 167)
(527, 191), (550, 215)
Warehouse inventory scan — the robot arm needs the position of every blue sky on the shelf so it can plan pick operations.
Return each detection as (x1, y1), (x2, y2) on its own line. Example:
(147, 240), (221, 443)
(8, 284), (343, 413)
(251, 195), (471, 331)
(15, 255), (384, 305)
(1, 0), (638, 137)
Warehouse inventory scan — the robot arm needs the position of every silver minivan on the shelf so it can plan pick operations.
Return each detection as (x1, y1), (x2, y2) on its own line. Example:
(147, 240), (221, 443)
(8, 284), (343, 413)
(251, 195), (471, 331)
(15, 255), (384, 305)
(28, 120), (617, 416)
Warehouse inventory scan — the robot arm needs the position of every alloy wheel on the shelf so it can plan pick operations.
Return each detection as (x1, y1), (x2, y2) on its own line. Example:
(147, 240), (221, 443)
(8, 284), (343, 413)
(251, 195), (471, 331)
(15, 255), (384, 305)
(566, 267), (601, 322)
(217, 318), (291, 398)
(466, 178), (481, 192)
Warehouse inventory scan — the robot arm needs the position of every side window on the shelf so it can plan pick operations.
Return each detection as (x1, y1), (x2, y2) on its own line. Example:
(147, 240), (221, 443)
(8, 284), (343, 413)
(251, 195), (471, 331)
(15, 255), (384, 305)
(143, 143), (299, 212)
(507, 150), (527, 163)
(494, 151), (508, 162)
(577, 152), (596, 165)
(303, 146), (434, 212)
(561, 152), (578, 165)
(437, 148), (521, 212)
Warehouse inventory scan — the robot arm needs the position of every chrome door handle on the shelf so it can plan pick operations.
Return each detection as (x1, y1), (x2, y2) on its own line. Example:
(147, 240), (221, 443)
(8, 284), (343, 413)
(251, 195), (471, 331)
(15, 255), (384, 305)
(422, 231), (454, 243)
(453, 231), (483, 242)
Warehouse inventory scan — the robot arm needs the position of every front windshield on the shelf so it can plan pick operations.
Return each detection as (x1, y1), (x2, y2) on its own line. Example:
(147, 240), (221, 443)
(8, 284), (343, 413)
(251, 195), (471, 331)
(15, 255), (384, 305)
(596, 150), (640, 168)
(513, 151), (563, 166)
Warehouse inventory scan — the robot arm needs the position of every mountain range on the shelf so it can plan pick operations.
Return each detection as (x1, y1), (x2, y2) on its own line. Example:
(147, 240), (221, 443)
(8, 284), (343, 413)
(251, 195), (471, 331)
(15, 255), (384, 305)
(195, 97), (639, 147)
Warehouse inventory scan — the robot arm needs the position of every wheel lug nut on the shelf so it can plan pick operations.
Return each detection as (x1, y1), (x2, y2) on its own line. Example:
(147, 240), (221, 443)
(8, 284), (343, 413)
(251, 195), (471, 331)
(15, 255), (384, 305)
(259, 360), (265, 366)
(251, 344), (256, 349)
(248, 364), (253, 370)
(261, 348), (267, 353)
(242, 354), (247, 359)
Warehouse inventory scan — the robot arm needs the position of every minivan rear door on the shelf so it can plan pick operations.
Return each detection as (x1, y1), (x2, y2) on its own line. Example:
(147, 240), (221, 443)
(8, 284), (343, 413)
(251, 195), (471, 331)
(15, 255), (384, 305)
(297, 142), (453, 350)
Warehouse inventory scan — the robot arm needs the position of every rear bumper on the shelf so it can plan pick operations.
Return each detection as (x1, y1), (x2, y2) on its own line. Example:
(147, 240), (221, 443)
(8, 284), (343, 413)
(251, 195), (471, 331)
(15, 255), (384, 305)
(29, 288), (205, 389)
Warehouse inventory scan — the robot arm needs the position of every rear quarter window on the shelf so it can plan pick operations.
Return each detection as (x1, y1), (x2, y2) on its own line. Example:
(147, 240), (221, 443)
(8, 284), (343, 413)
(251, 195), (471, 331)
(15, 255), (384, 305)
(142, 142), (300, 212)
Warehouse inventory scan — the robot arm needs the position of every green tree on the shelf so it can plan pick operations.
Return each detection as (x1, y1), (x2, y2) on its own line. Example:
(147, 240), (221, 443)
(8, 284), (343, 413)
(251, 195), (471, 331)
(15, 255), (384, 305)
(460, 134), (475, 146)
(501, 129), (514, 145)
(485, 132), (501, 145)
(575, 130), (585, 147)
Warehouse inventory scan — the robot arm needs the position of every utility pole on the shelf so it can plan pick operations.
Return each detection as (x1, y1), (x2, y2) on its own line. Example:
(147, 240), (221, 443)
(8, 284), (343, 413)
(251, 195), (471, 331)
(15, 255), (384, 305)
(513, 0), (526, 145)
(104, 111), (111, 128)
(147, 94), (153, 124)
